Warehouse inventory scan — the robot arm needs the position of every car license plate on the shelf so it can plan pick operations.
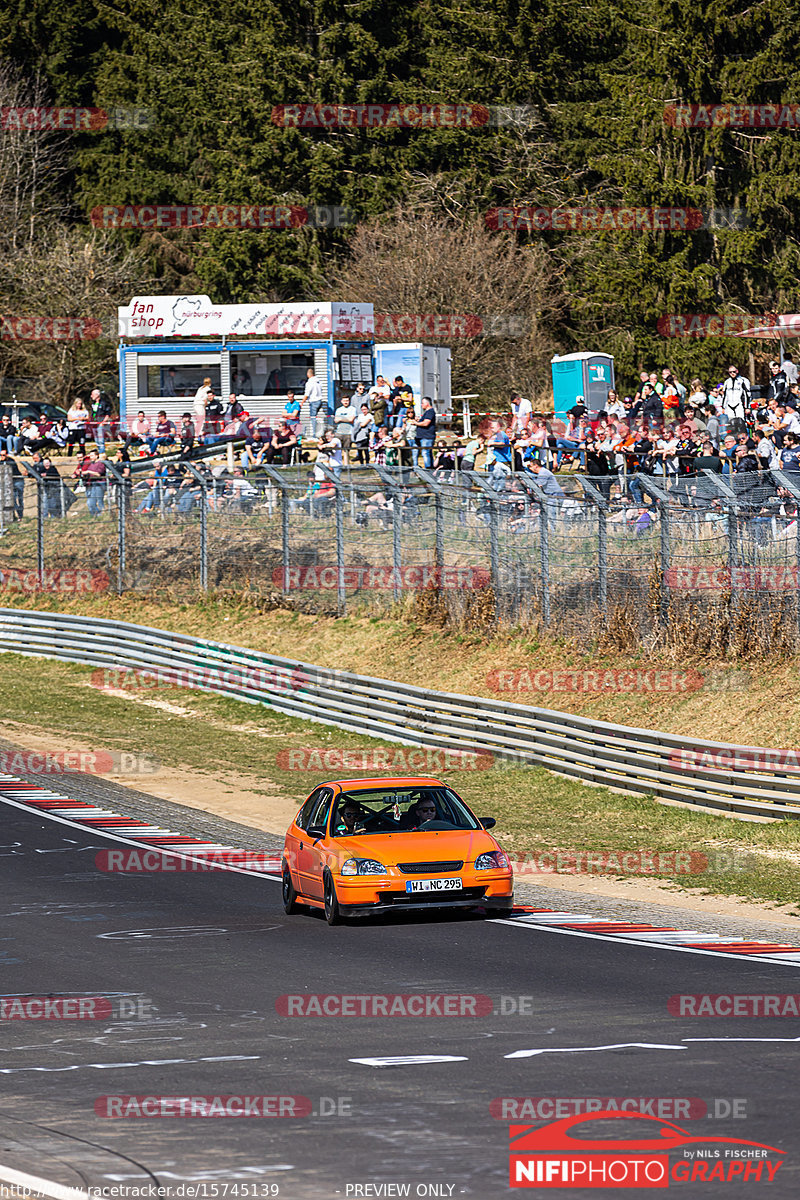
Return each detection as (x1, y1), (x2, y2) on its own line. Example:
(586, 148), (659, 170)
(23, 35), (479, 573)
(405, 878), (462, 893)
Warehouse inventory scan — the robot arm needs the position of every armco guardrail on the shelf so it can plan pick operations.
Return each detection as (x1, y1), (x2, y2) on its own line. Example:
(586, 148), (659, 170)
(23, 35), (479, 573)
(0, 607), (796, 822)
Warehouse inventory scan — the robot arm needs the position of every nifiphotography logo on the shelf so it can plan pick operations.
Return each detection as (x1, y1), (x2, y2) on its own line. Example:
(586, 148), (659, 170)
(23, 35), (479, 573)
(508, 1111), (784, 1187)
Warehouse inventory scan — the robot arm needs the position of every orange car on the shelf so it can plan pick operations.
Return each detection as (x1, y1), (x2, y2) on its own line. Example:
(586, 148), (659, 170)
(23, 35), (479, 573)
(281, 776), (514, 924)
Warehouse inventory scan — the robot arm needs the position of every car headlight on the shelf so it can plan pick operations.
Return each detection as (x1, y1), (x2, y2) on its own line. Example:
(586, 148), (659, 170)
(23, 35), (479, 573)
(475, 851), (510, 871)
(340, 858), (388, 876)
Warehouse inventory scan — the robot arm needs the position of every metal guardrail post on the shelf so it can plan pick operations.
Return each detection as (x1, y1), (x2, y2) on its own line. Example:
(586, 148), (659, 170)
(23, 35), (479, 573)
(637, 475), (672, 626)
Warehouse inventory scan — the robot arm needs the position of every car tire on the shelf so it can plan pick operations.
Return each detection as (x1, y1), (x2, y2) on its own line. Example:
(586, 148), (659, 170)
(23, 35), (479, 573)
(323, 871), (342, 926)
(282, 865), (299, 914)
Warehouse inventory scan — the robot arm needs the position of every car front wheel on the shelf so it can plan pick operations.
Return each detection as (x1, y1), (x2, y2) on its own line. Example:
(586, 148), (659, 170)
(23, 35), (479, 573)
(323, 871), (342, 926)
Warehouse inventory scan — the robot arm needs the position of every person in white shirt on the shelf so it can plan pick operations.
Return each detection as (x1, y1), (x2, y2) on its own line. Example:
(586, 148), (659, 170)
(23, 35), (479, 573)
(317, 428), (343, 477)
(333, 396), (357, 460)
(781, 354), (799, 385)
(303, 368), (324, 438)
(193, 376), (212, 437)
(605, 390), (626, 420)
(756, 431), (780, 469)
(778, 406), (800, 436)
(510, 392), (533, 434)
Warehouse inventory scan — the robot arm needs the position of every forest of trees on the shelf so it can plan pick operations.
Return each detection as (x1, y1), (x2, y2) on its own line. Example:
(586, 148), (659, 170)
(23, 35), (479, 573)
(0, 0), (798, 402)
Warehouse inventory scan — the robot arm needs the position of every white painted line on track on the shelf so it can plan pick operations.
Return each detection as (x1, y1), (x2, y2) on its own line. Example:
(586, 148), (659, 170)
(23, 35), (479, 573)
(0, 1163), (88, 1200)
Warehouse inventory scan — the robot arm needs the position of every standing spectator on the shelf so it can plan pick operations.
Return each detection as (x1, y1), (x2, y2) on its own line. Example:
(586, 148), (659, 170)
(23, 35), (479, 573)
(334, 392), (356, 461)
(193, 376), (212, 437)
(303, 368), (323, 438)
(94, 411), (112, 455)
(781, 353), (798, 385)
(162, 367), (177, 397)
(352, 404), (374, 465)
(74, 448), (107, 515)
(461, 433), (483, 471)
(40, 456), (64, 518)
(687, 378), (708, 408)
(767, 361), (788, 404)
(0, 449), (25, 519)
(720, 364), (751, 431)
(90, 387), (113, 447)
(486, 420), (513, 485)
(125, 411), (151, 451)
(178, 414), (196, 455)
(510, 391), (533, 435)
(147, 411), (177, 455)
(225, 393), (245, 423)
(364, 382), (385, 427)
(231, 368), (252, 395)
(605, 390), (626, 420)
(415, 396), (437, 468)
(640, 383), (663, 427)
(66, 397), (90, 456)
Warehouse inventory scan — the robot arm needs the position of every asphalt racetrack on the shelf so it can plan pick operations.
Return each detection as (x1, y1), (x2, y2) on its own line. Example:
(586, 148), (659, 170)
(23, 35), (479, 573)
(1, 775), (799, 1197)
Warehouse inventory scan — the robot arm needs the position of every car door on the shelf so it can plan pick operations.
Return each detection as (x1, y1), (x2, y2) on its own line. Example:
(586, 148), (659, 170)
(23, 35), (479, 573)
(297, 788), (334, 900)
(286, 788), (323, 896)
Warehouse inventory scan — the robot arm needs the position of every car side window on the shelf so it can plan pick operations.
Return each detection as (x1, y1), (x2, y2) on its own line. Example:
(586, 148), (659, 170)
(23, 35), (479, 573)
(309, 789), (333, 832)
(296, 788), (323, 831)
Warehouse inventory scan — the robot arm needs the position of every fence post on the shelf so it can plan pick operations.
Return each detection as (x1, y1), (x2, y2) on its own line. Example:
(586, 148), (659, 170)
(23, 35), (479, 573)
(261, 465), (294, 597)
(25, 464), (45, 577)
(104, 462), (127, 594)
(577, 478), (609, 616)
(335, 476), (346, 616)
(413, 468), (446, 582)
(702, 471), (741, 641)
(518, 476), (552, 625)
(771, 469), (800, 638)
(638, 476), (672, 627)
(184, 463), (210, 591)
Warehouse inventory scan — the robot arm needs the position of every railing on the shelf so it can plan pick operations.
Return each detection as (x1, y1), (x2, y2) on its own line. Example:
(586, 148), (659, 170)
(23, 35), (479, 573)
(0, 606), (796, 822)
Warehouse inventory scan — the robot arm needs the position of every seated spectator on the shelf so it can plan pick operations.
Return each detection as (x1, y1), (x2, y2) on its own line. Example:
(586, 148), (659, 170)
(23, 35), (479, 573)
(17, 417), (41, 455)
(265, 421), (298, 466)
(525, 457), (565, 500)
(226, 467), (258, 511)
(147, 411), (177, 455)
(317, 428), (343, 477)
(178, 414), (196, 456)
(125, 411), (151, 450)
(0, 415), (19, 453)
(135, 461), (169, 513)
(290, 469), (335, 515)
(27, 419), (68, 455)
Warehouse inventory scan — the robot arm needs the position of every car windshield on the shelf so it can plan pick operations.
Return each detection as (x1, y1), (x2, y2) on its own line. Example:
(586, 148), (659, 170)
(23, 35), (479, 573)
(331, 786), (481, 836)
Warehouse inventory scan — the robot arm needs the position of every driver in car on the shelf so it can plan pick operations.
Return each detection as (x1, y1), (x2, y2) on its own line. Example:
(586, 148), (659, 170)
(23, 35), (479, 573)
(408, 797), (438, 828)
(333, 800), (367, 836)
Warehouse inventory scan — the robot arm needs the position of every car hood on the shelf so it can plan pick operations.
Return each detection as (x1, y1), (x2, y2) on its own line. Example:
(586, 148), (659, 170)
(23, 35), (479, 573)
(329, 828), (503, 866)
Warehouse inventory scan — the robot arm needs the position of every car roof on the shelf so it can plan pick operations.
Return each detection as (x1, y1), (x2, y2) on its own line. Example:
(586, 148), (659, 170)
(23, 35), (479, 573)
(326, 776), (445, 790)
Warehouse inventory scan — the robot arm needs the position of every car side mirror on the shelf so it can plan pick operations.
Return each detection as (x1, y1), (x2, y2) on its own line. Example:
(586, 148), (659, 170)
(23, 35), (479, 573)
(479, 817), (496, 830)
(305, 825), (326, 841)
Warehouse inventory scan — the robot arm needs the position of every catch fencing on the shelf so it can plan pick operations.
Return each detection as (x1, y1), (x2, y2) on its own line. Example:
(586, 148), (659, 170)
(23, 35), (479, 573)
(0, 606), (797, 822)
(1, 462), (800, 644)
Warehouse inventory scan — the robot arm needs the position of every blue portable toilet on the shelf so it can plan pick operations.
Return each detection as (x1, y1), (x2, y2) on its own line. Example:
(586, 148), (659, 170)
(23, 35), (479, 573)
(551, 352), (615, 423)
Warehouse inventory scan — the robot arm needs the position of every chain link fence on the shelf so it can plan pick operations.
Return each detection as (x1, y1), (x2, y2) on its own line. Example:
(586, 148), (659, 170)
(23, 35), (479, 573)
(2, 460), (800, 649)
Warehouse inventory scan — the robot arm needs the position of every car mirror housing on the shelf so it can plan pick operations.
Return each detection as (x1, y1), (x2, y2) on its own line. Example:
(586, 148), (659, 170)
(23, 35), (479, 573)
(479, 817), (496, 829)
